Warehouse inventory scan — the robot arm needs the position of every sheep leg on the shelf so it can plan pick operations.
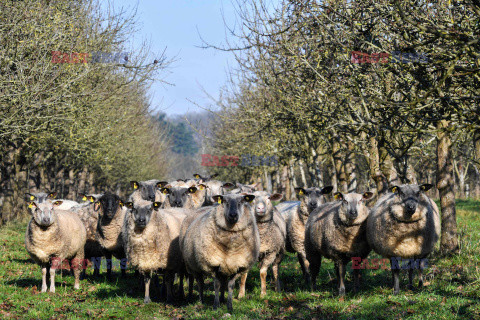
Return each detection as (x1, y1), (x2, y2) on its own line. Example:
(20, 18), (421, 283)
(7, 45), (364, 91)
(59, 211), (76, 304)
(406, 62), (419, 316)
(227, 276), (236, 312)
(196, 274), (204, 304)
(260, 265), (268, 297)
(297, 252), (311, 287)
(220, 279), (226, 304)
(49, 266), (56, 293)
(93, 257), (100, 277)
(178, 272), (185, 300)
(188, 274), (194, 300)
(144, 273), (152, 304)
(165, 272), (174, 304)
(41, 266), (48, 292)
(238, 272), (247, 299)
(72, 257), (82, 290)
(392, 268), (400, 295)
(213, 277), (221, 310)
(408, 267), (414, 290)
(337, 262), (346, 296)
(272, 263), (281, 292)
(105, 252), (113, 280)
(353, 267), (360, 294)
(418, 259), (425, 288)
(309, 256), (321, 292)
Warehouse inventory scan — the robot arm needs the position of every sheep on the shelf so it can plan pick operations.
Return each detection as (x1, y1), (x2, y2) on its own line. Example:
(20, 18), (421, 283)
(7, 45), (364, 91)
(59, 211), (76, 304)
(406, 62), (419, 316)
(129, 180), (168, 204)
(94, 192), (128, 279)
(181, 193), (260, 312)
(367, 183), (440, 294)
(202, 180), (235, 205)
(25, 200), (86, 292)
(276, 186), (333, 286)
(70, 197), (104, 278)
(122, 200), (188, 303)
(159, 184), (209, 209)
(229, 182), (259, 194)
(25, 192), (79, 210)
(238, 191), (285, 298)
(305, 191), (374, 295)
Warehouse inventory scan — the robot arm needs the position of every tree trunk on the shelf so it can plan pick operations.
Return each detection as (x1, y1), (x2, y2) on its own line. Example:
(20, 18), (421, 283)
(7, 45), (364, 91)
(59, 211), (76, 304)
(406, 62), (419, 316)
(436, 120), (459, 255)
(333, 138), (348, 193)
(345, 140), (357, 192)
(264, 168), (272, 193)
(368, 136), (388, 197)
(299, 160), (308, 187)
(282, 166), (291, 200)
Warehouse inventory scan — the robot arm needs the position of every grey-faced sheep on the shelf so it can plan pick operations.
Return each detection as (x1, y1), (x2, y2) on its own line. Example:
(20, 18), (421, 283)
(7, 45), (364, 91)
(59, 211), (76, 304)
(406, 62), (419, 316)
(305, 191), (374, 295)
(160, 184), (208, 209)
(367, 184), (440, 294)
(25, 200), (87, 292)
(25, 192), (79, 210)
(129, 180), (168, 204)
(238, 191), (285, 298)
(122, 200), (188, 303)
(94, 192), (128, 279)
(276, 186), (333, 286)
(181, 193), (260, 312)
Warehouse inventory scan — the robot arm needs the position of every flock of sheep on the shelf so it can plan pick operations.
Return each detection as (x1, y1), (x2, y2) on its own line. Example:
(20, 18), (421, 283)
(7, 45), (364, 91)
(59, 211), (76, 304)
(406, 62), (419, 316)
(23, 174), (440, 312)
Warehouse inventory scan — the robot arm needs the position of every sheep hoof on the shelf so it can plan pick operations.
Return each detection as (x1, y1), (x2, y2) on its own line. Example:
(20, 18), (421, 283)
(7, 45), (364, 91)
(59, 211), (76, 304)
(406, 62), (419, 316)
(144, 296), (151, 304)
(338, 288), (345, 296)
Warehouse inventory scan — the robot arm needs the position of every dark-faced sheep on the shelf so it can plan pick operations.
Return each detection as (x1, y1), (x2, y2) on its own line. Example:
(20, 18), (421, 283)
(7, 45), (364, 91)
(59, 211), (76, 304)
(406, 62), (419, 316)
(181, 193), (260, 312)
(305, 191), (373, 295)
(367, 184), (440, 294)
(276, 186), (333, 286)
(25, 200), (86, 292)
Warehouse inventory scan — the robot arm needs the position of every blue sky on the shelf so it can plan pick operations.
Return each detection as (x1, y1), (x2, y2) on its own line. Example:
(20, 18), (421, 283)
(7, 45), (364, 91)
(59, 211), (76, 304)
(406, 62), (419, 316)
(109, 0), (238, 116)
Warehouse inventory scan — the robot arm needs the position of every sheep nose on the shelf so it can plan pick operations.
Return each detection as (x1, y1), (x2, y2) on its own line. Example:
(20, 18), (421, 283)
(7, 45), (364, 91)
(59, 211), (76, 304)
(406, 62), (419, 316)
(256, 203), (265, 212)
(405, 203), (416, 214)
(350, 210), (358, 218)
(148, 195), (155, 201)
(41, 217), (50, 225)
(173, 201), (182, 207)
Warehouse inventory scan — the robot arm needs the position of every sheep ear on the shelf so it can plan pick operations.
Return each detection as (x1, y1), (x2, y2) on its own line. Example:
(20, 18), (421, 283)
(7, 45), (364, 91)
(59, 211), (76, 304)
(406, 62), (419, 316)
(152, 202), (162, 210)
(198, 184), (207, 190)
(334, 192), (344, 201)
(212, 195), (223, 204)
(160, 187), (170, 195)
(118, 200), (124, 207)
(269, 193), (283, 201)
(295, 188), (305, 197)
(210, 173), (218, 179)
(420, 184), (434, 192)
(27, 202), (37, 209)
(243, 194), (255, 203)
(25, 193), (36, 201)
(87, 196), (95, 202)
(389, 186), (399, 193)
(130, 181), (139, 190)
(177, 179), (185, 182)
(125, 202), (134, 209)
(47, 192), (57, 199)
(363, 192), (374, 200)
(222, 182), (235, 190)
(53, 200), (63, 206)
(79, 193), (87, 201)
(188, 186), (197, 194)
(193, 174), (201, 179)
(321, 186), (334, 194)
(94, 201), (101, 212)
(156, 181), (168, 188)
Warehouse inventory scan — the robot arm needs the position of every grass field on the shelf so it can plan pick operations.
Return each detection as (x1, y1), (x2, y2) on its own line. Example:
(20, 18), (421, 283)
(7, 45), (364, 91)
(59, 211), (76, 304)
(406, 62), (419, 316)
(1, 200), (479, 319)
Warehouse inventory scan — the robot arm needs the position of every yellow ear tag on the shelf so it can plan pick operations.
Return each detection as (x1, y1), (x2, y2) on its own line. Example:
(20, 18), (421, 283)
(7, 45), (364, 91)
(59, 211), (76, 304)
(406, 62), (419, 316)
(392, 186), (398, 193)
(298, 190), (304, 195)
(163, 189), (168, 194)
(30, 195), (35, 200)
(195, 174), (200, 179)
(217, 198), (222, 204)
(82, 196), (87, 201)
(133, 183), (138, 190)
(199, 185), (204, 190)
(28, 203), (34, 208)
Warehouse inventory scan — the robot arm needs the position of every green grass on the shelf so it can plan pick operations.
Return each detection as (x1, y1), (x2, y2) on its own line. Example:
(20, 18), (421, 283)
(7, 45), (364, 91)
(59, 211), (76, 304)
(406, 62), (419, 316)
(1, 201), (480, 319)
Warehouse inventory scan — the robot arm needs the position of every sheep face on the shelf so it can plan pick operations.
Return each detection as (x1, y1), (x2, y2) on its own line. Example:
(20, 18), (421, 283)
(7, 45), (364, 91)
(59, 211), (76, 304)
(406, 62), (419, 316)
(161, 186), (198, 207)
(94, 193), (123, 220)
(125, 201), (161, 229)
(334, 192), (373, 224)
(388, 184), (433, 222)
(28, 200), (63, 227)
(130, 180), (166, 202)
(295, 186), (334, 211)
(25, 192), (57, 204)
(204, 181), (234, 204)
(253, 191), (283, 219)
(212, 193), (256, 226)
